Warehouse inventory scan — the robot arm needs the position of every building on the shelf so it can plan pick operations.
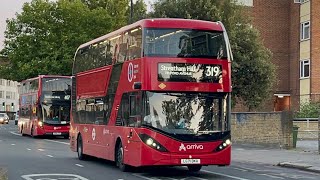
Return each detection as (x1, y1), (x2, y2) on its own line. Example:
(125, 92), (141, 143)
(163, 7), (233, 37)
(235, 0), (319, 112)
(0, 79), (19, 112)
(0, 56), (19, 112)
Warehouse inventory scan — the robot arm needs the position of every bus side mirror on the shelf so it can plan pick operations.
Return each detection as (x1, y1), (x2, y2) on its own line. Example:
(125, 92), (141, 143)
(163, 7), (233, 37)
(133, 82), (142, 90)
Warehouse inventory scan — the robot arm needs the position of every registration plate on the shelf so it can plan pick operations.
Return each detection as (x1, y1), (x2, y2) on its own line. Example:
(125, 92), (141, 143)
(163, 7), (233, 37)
(181, 159), (201, 164)
(53, 132), (61, 135)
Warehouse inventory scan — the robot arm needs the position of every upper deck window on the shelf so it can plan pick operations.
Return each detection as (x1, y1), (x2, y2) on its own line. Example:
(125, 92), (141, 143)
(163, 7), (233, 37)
(143, 28), (227, 59)
(42, 78), (71, 92)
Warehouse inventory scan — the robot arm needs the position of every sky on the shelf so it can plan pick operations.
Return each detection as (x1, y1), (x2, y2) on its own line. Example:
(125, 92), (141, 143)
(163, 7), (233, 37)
(0, 0), (155, 49)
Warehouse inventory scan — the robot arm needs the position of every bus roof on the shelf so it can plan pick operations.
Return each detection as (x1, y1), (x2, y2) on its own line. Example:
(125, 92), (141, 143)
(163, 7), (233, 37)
(78, 18), (224, 49)
(20, 75), (71, 83)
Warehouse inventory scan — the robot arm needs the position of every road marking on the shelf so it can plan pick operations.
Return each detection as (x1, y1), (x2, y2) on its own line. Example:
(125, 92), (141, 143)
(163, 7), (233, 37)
(238, 167), (263, 172)
(38, 149), (45, 152)
(44, 139), (69, 145)
(259, 174), (285, 179)
(27, 148), (31, 151)
(46, 155), (54, 158)
(10, 131), (21, 136)
(11, 143), (15, 146)
(201, 170), (251, 180)
(75, 164), (84, 167)
(233, 167), (248, 172)
(132, 174), (159, 180)
(21, 174), (89, 180)
(192, 177), (208, 180)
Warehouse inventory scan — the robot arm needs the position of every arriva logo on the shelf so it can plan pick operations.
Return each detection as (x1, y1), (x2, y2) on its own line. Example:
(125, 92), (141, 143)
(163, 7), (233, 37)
(179, 143), (204, 151)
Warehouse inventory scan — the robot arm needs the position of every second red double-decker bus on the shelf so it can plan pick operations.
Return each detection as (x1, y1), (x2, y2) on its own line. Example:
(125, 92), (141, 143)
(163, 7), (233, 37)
(70, 18), (232, 172)
(18, 75), (71, 138)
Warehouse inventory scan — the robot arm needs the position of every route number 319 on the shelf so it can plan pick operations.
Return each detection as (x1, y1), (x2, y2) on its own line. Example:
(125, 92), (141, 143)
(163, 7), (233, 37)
(206, 66), (221, 77)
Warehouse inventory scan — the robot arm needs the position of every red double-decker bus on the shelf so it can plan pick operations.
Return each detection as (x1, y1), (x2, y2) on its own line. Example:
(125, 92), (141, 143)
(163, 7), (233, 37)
(18, 75), (71, 138)
(70, 18), (232, 172)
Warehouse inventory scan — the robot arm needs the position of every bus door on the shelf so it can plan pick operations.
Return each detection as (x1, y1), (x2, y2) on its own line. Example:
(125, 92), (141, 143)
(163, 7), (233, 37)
(117, 92), (142, 166)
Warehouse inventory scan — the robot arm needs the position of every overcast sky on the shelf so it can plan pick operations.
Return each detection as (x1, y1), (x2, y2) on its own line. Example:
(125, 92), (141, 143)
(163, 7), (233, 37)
(0, 0), (155, 49)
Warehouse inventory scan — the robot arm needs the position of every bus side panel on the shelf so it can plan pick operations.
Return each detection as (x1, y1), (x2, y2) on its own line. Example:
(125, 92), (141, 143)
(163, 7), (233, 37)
(77, 67), (111, 99)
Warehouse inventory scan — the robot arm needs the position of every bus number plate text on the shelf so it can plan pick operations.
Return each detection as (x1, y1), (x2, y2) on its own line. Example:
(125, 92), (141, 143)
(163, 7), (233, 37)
(181, 159), (201, 164)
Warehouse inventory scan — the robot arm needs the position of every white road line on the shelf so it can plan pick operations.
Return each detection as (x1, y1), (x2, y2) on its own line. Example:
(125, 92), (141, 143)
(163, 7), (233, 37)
(201, 170), (251, 180)
(132, 174), (159, 180)
(46, 155), (54, 158)
(27, 148), (31, 151)
(44, 139), (69, 145)
(38, 149), (45, 151)
(10, 131), (21, 136)
(11, 144), (15, 146)
(233, 167), (248, 172)
(259, 174), (285, 179)
(239, 167), (263, 172)
(192, 177), (208, 180)
(75, 164), (84, 167)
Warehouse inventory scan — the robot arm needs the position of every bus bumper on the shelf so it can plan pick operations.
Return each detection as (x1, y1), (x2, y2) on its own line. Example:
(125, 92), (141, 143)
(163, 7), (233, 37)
(139, 145), (231, 166)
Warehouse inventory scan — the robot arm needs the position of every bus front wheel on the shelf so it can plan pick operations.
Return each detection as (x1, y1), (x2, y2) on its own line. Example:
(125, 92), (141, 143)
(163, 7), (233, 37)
(187, 165), (202, 172)
(116, 143), (128, 172)
(77, 135), (87, 160)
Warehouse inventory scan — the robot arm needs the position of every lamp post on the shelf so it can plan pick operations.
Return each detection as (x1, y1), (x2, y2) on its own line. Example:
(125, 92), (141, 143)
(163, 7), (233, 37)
(130, 0), (133, 24)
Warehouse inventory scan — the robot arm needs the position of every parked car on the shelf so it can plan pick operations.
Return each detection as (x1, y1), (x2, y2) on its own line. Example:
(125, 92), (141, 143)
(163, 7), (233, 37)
(0, 113), (9, 124)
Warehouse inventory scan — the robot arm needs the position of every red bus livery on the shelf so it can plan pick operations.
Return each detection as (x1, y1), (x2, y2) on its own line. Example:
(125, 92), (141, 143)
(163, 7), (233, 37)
(70, 18), (232, 172)
(18, 75), (71, 138)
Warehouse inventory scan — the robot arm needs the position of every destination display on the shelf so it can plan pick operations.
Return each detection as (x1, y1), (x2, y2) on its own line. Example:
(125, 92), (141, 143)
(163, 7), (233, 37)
(158, 63), (222, 83)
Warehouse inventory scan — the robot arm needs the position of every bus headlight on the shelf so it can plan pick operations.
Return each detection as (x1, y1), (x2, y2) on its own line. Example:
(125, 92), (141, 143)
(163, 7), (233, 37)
(139, 134), (168, 152)
(38, 121), (43, 127)
(215, 138), (231, 152)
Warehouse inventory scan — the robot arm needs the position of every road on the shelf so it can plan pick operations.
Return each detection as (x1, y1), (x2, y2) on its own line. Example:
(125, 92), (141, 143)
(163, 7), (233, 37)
(0, 121), (319, 180)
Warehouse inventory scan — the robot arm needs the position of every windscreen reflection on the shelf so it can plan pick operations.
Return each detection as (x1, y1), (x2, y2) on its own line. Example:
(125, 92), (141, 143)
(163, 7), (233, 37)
(143, 92), (229, 134)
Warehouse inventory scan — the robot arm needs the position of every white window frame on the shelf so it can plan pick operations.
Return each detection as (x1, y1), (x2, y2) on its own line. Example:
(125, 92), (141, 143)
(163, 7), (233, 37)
(300, 59), (310, 79)
(300, 21), (310, 41)
(294, 0), (309, 3)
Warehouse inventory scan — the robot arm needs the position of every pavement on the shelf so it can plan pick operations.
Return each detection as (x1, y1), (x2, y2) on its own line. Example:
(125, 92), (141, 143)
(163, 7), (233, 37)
(0, 167), (8, 180)
(232, 140), (320, 174)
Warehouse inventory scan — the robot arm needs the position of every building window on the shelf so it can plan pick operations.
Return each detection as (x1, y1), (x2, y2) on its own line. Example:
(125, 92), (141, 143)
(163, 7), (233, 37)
(294, 0), (309, 3)
(0, 91), (4, 98)
(5, 91), (13, 99)
(300, 59), (310, 78)
(300, 21), (310, 40)
(235, 0), (253, 6)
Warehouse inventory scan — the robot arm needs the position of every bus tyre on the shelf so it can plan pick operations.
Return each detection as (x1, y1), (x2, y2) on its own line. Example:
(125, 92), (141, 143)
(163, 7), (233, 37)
(77, 135), (87, 160)
(116, 143), (128, 172)
(187, 165), (202, 172)
(31, 126), (34, 137)
(21, 126), (25, 136)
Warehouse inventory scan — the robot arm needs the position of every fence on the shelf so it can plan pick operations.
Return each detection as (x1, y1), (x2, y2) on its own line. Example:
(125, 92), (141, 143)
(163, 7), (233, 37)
(293, 118), (319, 140)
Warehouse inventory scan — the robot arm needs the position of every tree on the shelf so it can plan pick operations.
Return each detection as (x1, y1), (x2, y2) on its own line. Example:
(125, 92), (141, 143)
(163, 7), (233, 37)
(150, 0), (276, 110)
(81, 0), (147, 24)
(0, 0), (115, 81)
(81, 0), (129, 28)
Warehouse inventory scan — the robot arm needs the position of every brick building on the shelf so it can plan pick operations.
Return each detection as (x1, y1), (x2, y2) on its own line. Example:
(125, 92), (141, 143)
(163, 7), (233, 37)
(236, 0), (319, 112)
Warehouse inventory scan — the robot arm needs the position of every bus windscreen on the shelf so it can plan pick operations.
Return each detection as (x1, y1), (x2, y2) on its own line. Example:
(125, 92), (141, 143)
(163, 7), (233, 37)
(143, 28), (227, 59)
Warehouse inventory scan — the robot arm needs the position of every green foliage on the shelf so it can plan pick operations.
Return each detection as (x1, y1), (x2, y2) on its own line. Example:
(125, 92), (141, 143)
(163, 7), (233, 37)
(150, 0), (276, 110)
(0, 0), (117, 81)
(294, 101), (320, 118)
(81, 0), (129, 28)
